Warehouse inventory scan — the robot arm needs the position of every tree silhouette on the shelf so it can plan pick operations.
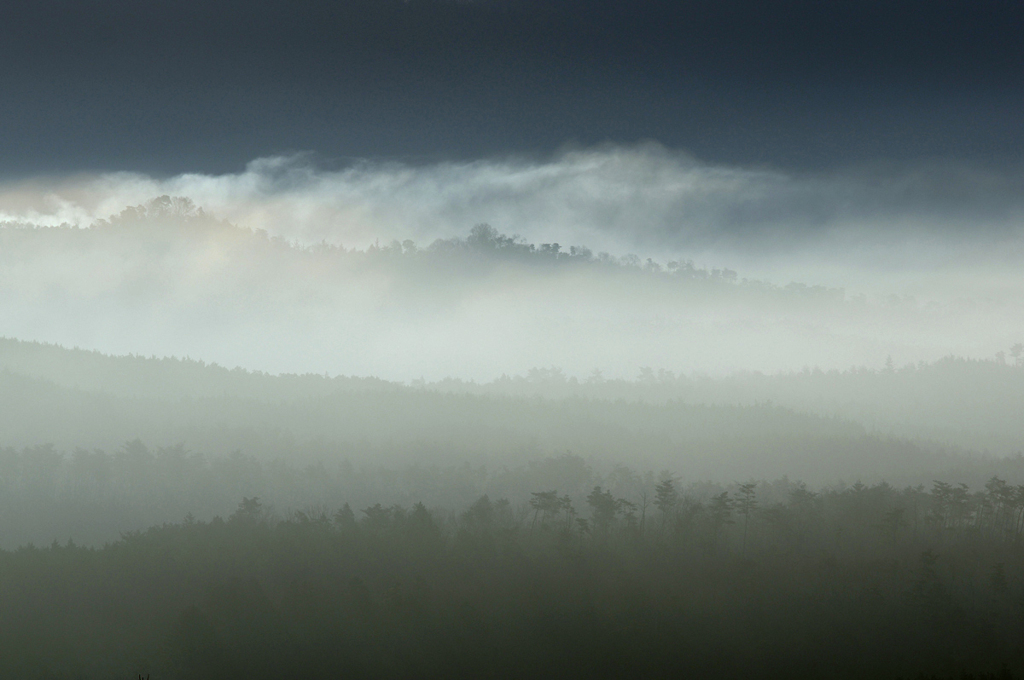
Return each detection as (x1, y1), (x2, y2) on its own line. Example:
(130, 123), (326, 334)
(654, 477), (678, 533)
(230, 496), (263, 524)
(735, 482), (758, 554)
(879, 506), (906, 546)
(709, 491), (735, 552)
(587, 486), (618, 534)
(530, 490), (561, 530)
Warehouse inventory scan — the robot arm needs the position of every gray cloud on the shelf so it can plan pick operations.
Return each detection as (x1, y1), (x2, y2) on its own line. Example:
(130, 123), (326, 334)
(1, 145), (1022, 380)
(3, 145), (1022, 259)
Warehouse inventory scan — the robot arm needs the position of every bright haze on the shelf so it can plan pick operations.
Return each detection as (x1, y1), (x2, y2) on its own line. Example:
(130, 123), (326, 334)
(0, 0), (1021, 381)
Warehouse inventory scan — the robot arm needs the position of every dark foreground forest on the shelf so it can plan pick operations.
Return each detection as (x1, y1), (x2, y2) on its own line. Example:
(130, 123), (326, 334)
(1, 340), (1024, 678)
(2, 476), (1022, 680)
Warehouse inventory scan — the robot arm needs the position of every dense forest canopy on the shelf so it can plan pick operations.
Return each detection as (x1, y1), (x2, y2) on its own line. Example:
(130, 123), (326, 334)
(1, 476), (1022, 679)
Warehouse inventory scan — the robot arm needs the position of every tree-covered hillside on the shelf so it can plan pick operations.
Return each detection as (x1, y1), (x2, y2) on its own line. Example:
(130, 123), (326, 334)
(1, 481), (1022, 680)
(0, 360), (999, 489)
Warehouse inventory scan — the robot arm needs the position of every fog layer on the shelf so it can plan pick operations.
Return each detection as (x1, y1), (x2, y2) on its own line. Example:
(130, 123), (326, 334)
(1, 145), (1021, 379)
(5, 146), (1024, 277)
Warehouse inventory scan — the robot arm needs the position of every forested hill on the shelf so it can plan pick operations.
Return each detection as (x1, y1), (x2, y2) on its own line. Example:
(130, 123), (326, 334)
(436, 357), (1024, 456)
(3, 485), (1022, 680)
(2, 339), (1023, 489)
(0, 337), (395, 402)
(3, 337), (1023, 456)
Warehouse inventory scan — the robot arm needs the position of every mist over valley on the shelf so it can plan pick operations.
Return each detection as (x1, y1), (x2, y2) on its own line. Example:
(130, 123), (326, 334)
(2, 1), (1023, 677)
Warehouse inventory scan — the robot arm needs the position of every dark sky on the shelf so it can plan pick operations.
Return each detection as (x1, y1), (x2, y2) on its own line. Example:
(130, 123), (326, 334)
(1, 0), (1021, 177)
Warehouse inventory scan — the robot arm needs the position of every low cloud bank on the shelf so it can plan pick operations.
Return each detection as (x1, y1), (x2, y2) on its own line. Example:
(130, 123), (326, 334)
(3, 144), (1022, 274)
